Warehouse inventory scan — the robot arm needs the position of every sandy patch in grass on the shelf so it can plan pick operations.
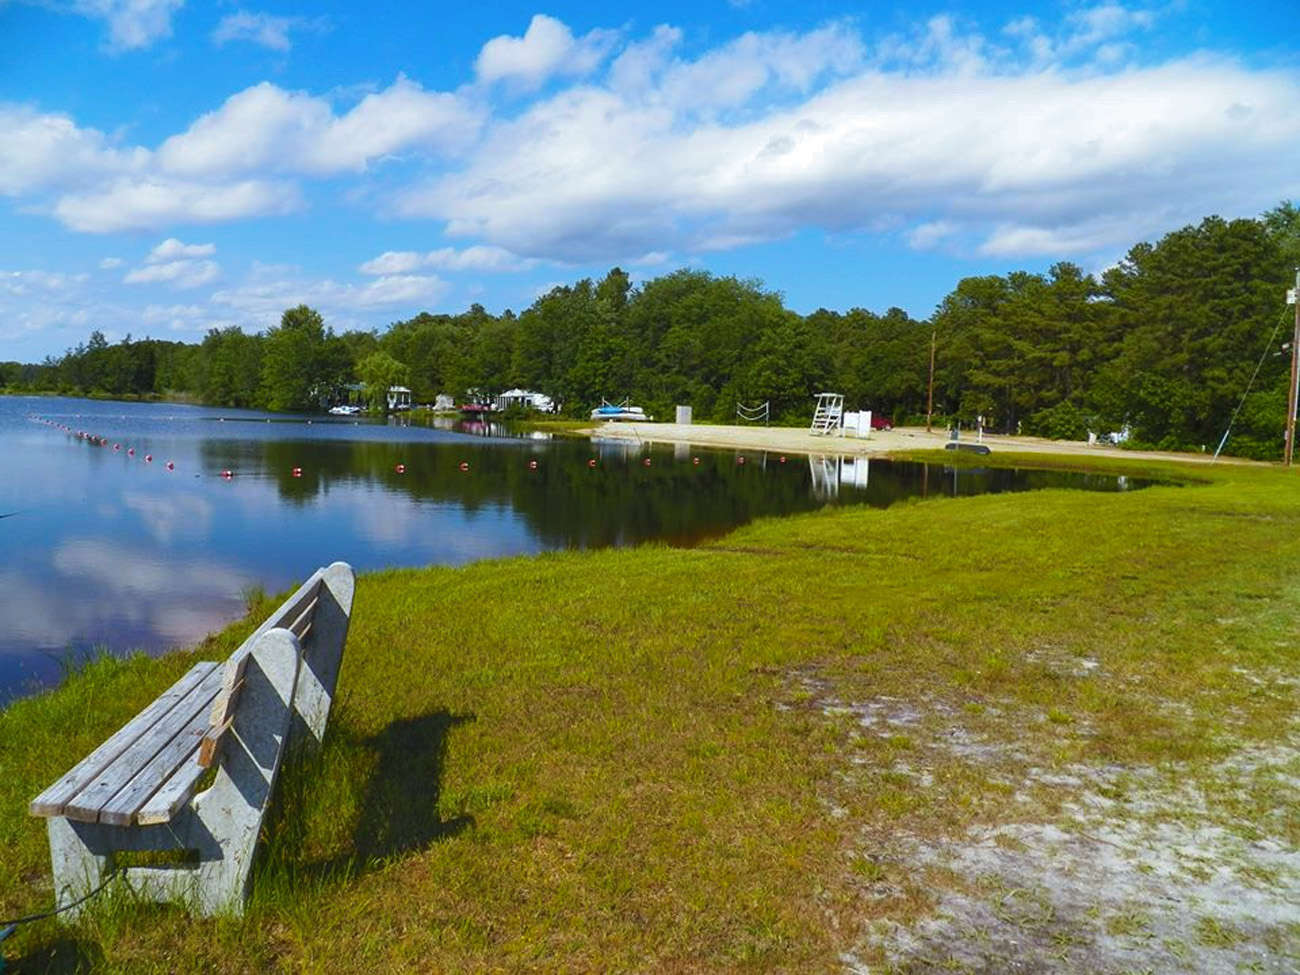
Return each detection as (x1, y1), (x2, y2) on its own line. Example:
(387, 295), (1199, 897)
(796, 682), (1300, 973)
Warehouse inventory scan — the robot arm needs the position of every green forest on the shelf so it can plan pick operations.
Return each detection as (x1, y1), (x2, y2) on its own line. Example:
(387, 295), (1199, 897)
(4, 204), (1298, 458)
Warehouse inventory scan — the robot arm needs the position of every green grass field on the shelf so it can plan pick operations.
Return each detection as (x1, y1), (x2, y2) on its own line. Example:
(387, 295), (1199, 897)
(1, 452), (1297, 972)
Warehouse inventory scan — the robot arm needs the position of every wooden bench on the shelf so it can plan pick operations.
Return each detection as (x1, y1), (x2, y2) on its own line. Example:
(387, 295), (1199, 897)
(29, 561), (355, 918)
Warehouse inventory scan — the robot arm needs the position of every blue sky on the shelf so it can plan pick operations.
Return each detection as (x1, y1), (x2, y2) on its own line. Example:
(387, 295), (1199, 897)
(1, 0), (1297, 362)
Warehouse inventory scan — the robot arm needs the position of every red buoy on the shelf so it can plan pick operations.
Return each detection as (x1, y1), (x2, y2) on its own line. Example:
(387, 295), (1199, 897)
(291, 467), (302, 478)
(588, 458), (597, 468)
(528, 460), (538, 470)
(736, 456), (746, 465)
(779, 456), (786, 463)
(127, 448), (135, 456)
(643, 457), (652, 467)
(692, 457), (700, 465)
(145, 454), (153, 463)
(459, 461), (469, 472)
(222, 469), (234, 479)
(165, 461), (174, 471)
(394, 463), (406, 474)
(113, 443), (120, 451)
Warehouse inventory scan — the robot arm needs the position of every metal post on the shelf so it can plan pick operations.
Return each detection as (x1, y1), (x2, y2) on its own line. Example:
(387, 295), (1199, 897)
(1288, 268), (1300, 467)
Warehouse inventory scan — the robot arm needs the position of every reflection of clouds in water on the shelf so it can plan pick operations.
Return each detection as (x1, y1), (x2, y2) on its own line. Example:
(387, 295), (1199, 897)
(52, 538), (253, 599)
(0, 569), (98, 648)
(152, 604), (239, 648)
(346, 495), (528, 563)
(46, 538), (256, 649)
(121, 491), (214, 544)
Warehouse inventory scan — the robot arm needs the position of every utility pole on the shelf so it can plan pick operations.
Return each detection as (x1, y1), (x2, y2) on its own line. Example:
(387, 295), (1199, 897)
(926, 328), (936, 433)
(1288, 267), (1300, 467)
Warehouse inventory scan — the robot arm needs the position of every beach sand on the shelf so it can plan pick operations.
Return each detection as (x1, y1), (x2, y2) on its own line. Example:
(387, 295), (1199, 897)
(585, 421), (1261, 466)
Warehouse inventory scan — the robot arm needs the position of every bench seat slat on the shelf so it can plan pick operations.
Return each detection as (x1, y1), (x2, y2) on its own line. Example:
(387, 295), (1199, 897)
(61, 667), (223, 823)
(97, 695), (222, 826)
(135, 749), (208, 826)
(29, 662), (220, 819)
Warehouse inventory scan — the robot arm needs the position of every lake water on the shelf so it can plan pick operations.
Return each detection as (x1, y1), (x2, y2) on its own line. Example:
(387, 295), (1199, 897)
(0, 396), (1150, 704)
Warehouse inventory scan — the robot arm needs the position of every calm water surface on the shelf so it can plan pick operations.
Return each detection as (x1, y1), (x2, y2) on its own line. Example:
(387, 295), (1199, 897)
(0, 396), (1152, 704)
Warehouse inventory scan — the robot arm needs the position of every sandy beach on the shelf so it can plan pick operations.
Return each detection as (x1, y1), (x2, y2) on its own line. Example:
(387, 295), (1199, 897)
(585, 421), (1261, 466)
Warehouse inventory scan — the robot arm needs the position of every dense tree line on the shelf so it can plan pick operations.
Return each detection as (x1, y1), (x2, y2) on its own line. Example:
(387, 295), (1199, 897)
(4, 204), (1297, 458)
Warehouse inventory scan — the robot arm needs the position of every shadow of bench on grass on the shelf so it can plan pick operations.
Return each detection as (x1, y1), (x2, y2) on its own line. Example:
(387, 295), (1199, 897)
(260, 708), (475, 884)
(352, 710), (475, 862)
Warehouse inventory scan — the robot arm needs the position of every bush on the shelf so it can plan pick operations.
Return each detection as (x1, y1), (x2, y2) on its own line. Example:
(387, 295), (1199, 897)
(1023, 401), (1091, 441)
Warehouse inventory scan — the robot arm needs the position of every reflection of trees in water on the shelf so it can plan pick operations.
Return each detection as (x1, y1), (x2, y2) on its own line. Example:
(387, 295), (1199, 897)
(198, 438), (1151, 549)
(199, 438), (845, 547)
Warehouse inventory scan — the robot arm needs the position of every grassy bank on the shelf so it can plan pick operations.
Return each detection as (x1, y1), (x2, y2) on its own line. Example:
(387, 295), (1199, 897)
(2, 458), (1298, 971)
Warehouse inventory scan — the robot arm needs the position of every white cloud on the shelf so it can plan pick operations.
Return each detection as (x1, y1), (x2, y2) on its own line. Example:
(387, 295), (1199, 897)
(140, 303), (218, 332)
(72, 0), (184, 51)
(0, 105), (145, 196)
(476, 14), (618, 89)
(123, 238), (220, 288)
(210, 267), (450, 326)
(907, 221), (958, 251)
(124, 258), (220, 288)
(53, 177), (301, 232)
(358, 251), (424, 275)
(99, 257), (124, 269)
(0, 269), (88, 296)
(212, 10), (324, 52)
(148, 237), (215, 261)
(157, 76), (480, 178)
(653, 23), (864, 113)
(358, 245), (534, 275)
(399, 37), (1300, 263)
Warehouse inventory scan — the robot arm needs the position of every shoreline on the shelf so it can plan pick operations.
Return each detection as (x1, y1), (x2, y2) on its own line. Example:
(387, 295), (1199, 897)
(582, 420), (1266, 466)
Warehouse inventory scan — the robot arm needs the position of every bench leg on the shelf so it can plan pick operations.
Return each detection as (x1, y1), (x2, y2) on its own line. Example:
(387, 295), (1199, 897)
(46, 817), (112, 919)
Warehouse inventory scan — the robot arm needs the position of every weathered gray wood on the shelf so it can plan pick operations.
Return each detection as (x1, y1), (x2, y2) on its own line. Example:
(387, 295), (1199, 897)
(97, 702), (213, 826)
(186, 626), (301, 914)
(35, 562), (354, 919)
(231, 576), (322, 667)
(285, 594), (318, 638)
(208, 651), (249, 726)
(197, 715), (233, 768)
(30, 663), (218, 818)
(135, 751), (207, 826)
(290, 562), (354, 745)
(60, 667), (221, 823)
(46, 628), (302, 917)
(198, 650), (250, 768)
